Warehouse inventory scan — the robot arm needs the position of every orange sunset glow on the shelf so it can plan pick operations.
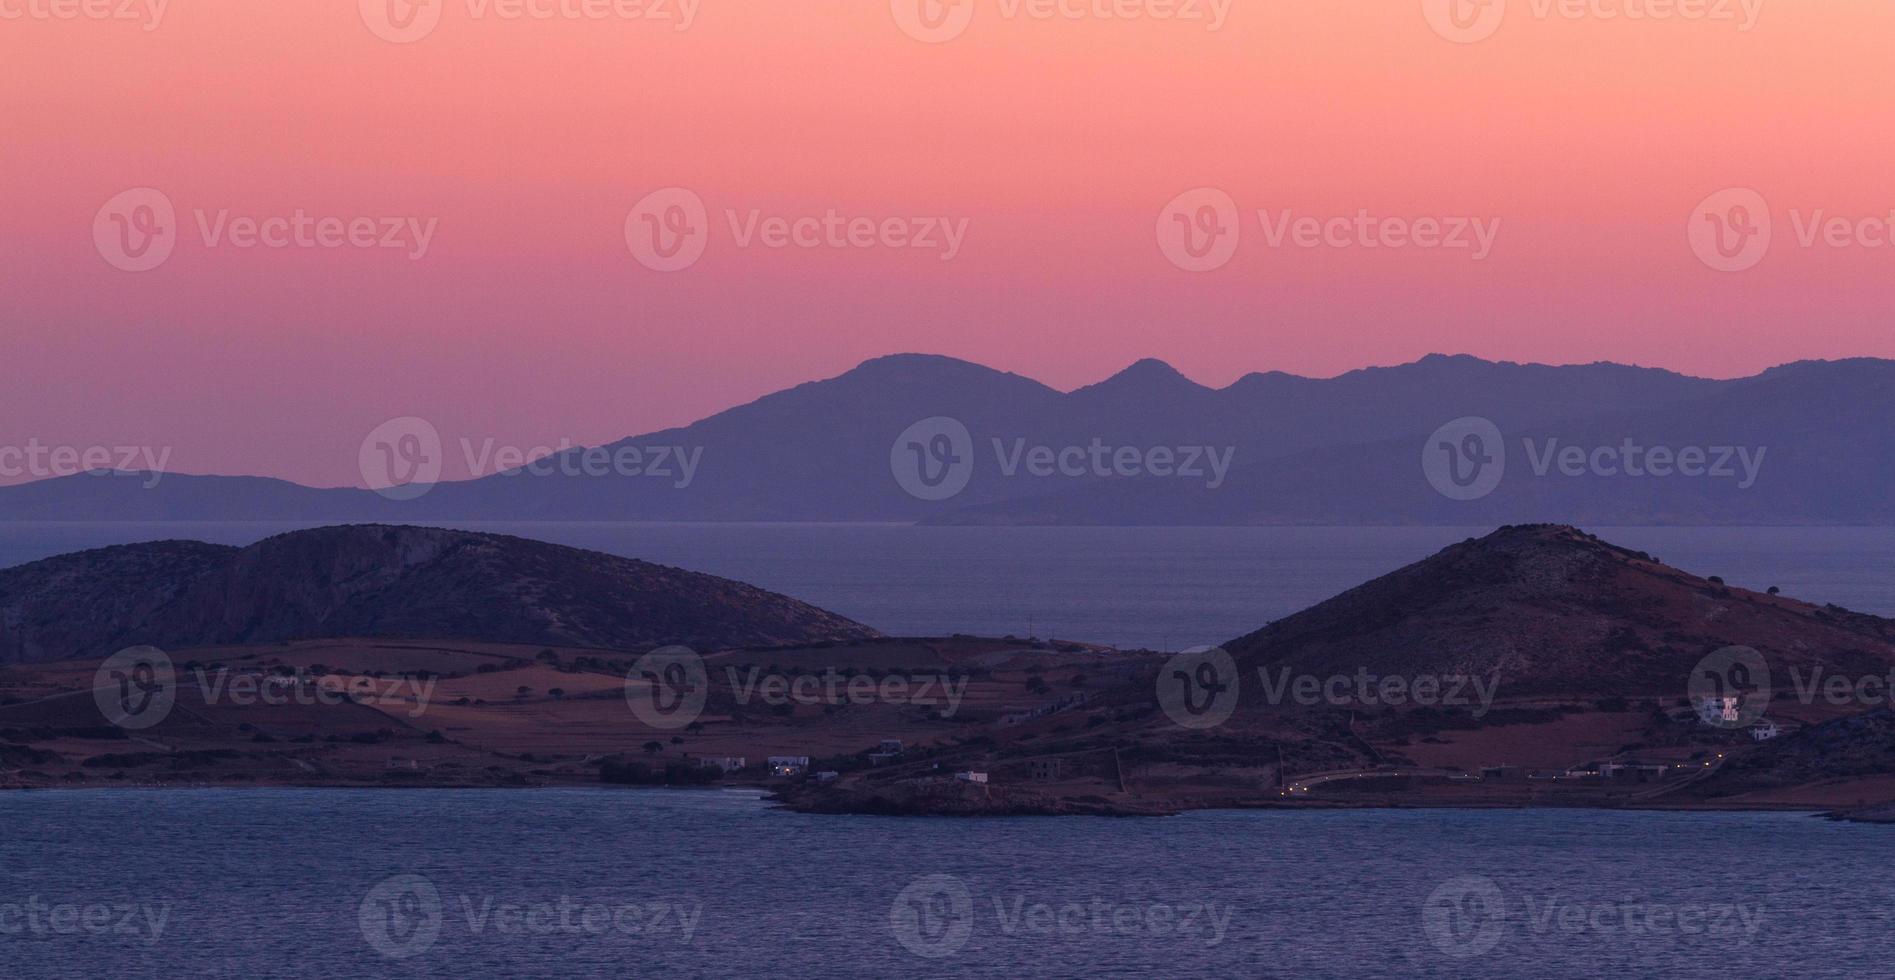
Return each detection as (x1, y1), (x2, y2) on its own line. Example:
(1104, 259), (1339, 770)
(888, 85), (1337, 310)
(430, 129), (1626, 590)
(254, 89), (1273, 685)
(3, 0), (1891, 485)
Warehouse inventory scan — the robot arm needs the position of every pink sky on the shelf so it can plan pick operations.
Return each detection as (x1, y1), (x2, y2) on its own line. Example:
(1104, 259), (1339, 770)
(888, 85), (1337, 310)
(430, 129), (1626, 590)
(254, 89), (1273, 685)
(3, 0), (1893, 486)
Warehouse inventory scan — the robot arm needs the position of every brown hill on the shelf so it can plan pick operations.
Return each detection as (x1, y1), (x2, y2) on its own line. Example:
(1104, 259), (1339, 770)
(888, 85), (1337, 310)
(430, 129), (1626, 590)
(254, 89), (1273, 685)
(1223, 525), (1895, 699)
(0, 525), (877, 662)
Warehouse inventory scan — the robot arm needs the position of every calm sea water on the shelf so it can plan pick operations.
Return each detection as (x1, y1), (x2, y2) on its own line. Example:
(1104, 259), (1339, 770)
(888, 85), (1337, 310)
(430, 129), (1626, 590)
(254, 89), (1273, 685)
(0, 523), (1889, 650)
(0, 788), (1887, 979)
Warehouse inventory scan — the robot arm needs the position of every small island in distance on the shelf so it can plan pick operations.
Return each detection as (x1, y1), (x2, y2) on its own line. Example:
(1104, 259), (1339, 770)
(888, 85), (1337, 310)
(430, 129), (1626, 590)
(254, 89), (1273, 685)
(2, 524), (1892, 823)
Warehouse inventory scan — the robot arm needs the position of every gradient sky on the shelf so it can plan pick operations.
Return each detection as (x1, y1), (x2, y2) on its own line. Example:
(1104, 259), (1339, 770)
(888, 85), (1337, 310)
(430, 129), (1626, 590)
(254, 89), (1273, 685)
(3, 0), (1892, 486)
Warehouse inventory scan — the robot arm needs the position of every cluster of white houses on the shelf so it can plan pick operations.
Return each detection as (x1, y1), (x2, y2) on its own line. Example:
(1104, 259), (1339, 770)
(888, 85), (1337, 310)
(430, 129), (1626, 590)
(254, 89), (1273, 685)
(688, 740), (990, 786)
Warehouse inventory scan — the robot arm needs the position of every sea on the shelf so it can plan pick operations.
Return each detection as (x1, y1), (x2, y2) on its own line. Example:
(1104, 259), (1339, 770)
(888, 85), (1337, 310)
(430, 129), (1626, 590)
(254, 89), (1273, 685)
(0, 788), (1887, 979)
(2, 524), (1890, 978)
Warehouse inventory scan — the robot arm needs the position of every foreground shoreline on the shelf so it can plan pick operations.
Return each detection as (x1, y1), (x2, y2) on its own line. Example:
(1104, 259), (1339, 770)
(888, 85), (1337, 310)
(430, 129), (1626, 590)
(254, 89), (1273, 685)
(7, 779), (1887, 825)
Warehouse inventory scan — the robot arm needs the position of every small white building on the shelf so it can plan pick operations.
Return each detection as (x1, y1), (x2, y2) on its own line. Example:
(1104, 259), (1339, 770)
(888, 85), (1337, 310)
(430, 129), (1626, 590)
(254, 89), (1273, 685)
(698, 756), (747, 773)
(1749, 720), (1781, 741)
(954, 771), (988, 784)
(768, 756), (810, 777)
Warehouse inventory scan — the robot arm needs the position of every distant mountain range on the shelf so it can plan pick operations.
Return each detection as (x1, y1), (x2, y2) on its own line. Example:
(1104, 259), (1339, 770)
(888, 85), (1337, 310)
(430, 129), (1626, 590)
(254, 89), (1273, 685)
(0, 525), (876, 662)
(3, 353), (1890, 525)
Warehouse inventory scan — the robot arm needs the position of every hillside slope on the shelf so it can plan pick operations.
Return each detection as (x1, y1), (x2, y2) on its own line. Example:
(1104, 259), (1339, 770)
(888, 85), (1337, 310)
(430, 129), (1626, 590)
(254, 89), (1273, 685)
(0, 525), (877, 661)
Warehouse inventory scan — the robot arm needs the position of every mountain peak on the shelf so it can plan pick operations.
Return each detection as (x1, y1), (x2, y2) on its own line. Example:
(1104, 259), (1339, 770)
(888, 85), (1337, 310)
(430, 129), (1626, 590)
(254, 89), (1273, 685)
(1072, 358), (1209, 397)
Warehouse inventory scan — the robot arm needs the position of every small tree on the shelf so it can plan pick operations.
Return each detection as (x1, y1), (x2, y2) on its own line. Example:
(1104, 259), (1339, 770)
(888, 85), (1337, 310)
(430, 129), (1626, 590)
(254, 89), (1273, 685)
(642, 741), (663, 755)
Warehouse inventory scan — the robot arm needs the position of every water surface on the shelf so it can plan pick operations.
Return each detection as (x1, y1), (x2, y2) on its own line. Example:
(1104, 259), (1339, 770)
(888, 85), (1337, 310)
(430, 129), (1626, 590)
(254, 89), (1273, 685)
(0, 789), (1885, 979)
